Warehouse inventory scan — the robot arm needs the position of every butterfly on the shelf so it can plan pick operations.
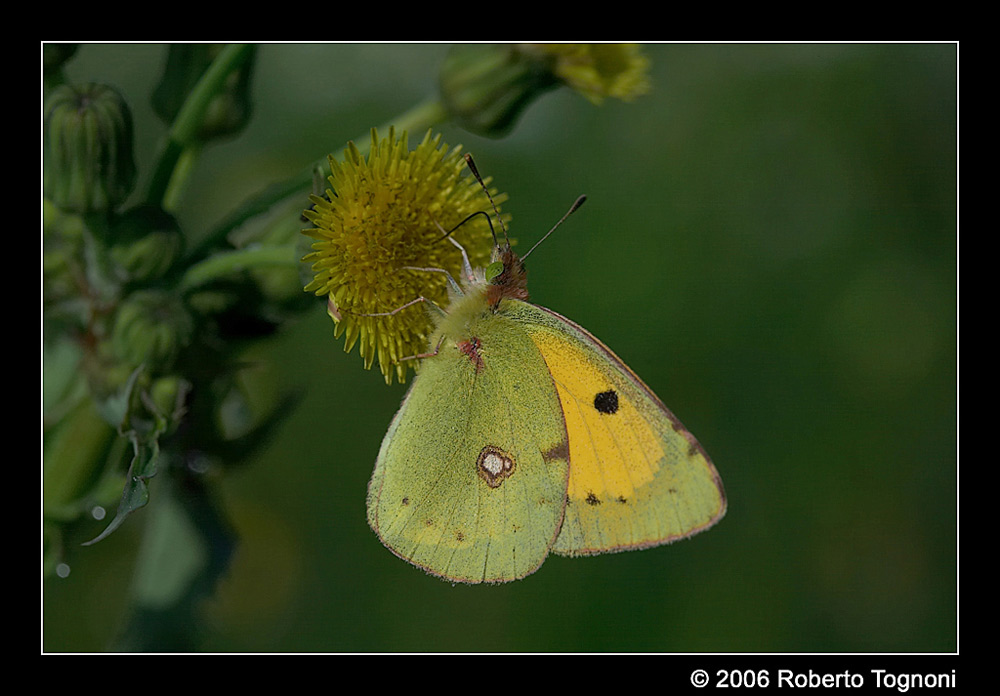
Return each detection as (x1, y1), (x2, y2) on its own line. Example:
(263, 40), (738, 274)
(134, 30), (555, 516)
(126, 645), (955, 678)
(366, 157), (726, 583)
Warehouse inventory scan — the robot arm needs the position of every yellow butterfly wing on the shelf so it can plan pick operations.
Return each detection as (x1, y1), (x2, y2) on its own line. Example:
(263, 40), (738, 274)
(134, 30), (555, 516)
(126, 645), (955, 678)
(509, 301), (727, 556)
(367, 306), (571, 584)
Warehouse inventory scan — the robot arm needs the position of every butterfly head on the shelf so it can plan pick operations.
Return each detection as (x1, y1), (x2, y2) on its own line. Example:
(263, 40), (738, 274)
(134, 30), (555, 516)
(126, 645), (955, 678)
(463, 152), (586, 309)
(484, 243), (529, 308)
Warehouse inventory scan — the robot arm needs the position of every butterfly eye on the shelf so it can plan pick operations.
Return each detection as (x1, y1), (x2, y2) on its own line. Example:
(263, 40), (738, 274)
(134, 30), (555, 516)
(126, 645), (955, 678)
(485, 261), (504, 282)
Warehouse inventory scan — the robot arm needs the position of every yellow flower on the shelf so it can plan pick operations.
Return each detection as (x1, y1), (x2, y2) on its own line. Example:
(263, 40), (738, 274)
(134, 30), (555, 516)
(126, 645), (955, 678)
(522, 43), (651, 104)
(302, 128), (502, 384)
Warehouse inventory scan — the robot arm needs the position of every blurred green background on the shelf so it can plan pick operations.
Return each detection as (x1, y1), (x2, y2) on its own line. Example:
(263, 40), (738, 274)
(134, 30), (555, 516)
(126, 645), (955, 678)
(42, 43), (957, 653)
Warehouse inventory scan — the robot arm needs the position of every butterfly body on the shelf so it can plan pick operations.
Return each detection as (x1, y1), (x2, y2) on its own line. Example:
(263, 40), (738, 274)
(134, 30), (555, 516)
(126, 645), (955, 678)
(367, 238), (726, 583)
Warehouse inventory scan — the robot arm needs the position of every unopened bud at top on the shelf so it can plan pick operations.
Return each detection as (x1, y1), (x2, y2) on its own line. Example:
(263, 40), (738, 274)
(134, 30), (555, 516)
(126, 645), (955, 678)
(44, 82), (137, 214)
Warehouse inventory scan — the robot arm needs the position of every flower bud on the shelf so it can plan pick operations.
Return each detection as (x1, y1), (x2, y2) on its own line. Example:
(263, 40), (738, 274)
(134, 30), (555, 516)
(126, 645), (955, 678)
(439, 44), (558, 137)
(152, 44), (256, 140)
(44, 83), (137, 214)
(112, 290), (194, 372)
(521, 44), (651, 104)
(109, 206), (185, 284)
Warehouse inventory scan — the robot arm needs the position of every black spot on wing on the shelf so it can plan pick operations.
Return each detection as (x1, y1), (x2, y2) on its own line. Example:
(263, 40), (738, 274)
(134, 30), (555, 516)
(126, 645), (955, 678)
(593, 389), (619, 414)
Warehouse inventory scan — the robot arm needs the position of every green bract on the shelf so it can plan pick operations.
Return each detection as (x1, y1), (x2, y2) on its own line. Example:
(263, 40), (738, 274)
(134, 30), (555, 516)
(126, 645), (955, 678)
(112, 289), (194, 372)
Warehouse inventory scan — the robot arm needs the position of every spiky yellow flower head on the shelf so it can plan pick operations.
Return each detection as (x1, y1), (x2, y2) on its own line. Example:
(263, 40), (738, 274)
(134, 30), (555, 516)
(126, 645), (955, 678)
(522, 43), (651, 104)
(302, 128), (502, 384)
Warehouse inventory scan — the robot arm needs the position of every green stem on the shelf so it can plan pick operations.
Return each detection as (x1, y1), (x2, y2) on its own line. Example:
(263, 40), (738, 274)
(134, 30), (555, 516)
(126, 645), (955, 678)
(145, 44), (255, 210)
(177, 244), (299, 293)
(188, 96), (451, 262)
(162, 144), (202, 212)
(378, 98), (450, 138)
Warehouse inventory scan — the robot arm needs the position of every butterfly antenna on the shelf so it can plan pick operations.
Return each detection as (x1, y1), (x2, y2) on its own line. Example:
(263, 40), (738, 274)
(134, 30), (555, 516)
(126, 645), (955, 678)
(433, 210), (495, 244)
(464, 153), (508, 249)
(522, 194), (587, 261)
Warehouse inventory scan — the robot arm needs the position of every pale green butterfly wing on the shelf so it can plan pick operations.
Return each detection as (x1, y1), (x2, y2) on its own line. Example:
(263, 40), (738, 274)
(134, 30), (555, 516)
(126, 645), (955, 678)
(367, 309), (570, 584)
(508, 302), (726, 556)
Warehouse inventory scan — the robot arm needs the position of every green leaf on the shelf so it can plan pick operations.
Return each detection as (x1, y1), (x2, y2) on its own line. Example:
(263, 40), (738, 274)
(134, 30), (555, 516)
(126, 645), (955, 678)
(82, 422), (162, 546)
(95, 364), (143, 428)
(84, 366), (169, 546)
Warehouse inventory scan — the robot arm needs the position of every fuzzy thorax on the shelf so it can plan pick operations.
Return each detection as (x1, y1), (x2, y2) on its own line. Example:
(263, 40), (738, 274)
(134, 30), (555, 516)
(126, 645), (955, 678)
(428, 245), (531, 353)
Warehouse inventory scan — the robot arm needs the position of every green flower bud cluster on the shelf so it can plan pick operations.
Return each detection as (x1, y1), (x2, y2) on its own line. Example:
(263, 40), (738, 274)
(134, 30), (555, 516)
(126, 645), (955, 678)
(44, 75), (192, 388)
(43, 44), (304, 579)
(43, 69), (196, 557)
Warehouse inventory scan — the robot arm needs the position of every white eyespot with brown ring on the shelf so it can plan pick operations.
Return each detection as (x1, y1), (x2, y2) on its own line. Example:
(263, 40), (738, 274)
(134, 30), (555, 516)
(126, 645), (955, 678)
(477, 445), (515, 488)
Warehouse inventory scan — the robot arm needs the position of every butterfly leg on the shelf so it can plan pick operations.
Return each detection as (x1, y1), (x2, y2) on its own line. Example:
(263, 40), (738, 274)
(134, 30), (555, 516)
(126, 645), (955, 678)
(350, 296), (446, 319)
(445, 235), (476, 284)
(398, 334), (445, 362)
(401, 264), (464, 299)
(427, 218), (477, 287)
(339, 294), (444, 363)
